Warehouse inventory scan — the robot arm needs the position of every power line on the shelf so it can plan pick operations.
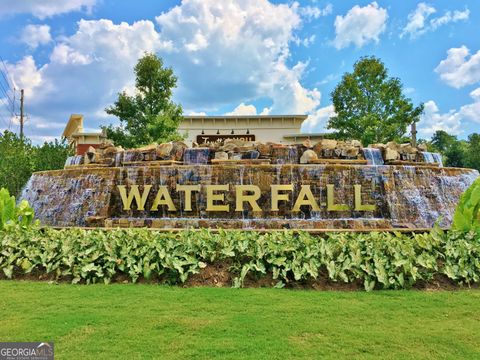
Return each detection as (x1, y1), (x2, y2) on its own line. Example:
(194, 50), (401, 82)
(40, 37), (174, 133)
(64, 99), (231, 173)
(0, 68), (11, 91)
(0, 80), (15, 109)
(0, 96), (13, 116)
(0, 55), (14, 88)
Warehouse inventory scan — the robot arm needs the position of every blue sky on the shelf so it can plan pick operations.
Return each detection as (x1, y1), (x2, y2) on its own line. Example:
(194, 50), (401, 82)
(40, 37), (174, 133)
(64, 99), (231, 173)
(0, 0), (479, 143)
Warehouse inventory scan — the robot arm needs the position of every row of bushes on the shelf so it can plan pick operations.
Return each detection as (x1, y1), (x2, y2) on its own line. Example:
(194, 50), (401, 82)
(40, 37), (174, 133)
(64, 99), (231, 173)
(1, 226), (479, 290)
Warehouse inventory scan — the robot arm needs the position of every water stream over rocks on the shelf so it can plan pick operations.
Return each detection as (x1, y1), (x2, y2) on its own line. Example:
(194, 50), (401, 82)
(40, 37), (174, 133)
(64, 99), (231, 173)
(21, 163), (478, 229)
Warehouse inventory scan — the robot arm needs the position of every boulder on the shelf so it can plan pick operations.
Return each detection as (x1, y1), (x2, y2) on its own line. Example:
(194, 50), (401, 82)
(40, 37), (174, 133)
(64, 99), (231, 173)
(369, 143), (386, 151)
(242, 150), (260, 160)
(103, 146), (118, 156)
(256, 143), (272, 157)
(342, 146), (360, 158)
(302, 139), (313, 148)
(221, 142), (237, 152)
(137, 144), (157, 152)
(321, 139), (337, 150)
(386, 141), (400, 151)
(417, 143), (428, 151)
(235, 145), (256, 153)
(229, 153), (242, 160)
(86, 146), (96, 156)
(156, 143), (173, 159)
(385, 148), (399, 161)
(98, 140), (114, 149)
(350, 140), (362, 148)
(171, 142), (187, 161)
(400, 143), (417, 154)
(312, 142), (323, 156)
(214, 151), (229, 160)
(300, 149), (318, 164)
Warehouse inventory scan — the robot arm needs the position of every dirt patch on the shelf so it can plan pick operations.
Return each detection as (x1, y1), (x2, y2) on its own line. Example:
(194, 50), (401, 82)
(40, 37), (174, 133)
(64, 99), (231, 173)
(184, 262), (232, 287)
(414, 274), (479, 291)
(292, 276), (364, 291)
(1, 263), (478, 290)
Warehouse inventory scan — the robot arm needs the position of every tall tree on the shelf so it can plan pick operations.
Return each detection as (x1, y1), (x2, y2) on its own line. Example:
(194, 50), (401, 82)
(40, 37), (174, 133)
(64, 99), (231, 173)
(430, 130), (457, 153)
(466, 133), (480, 171)
(104, 53), (183, 148)
(0, 131), (34, 196)
(429, 130), (468, 168)
(328, 56), (424, 146)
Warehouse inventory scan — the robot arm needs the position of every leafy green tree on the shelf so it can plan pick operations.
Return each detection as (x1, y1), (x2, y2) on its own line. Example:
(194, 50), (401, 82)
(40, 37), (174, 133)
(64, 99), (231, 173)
(104, 53), (183, 148)
(428, 130), (467, 168)
(445, 140), (468, 168)
(465, 133), (480, 171)
(33, 139), (72, 172)
(0, 131), (72, 196)
(0, 131), (34, 196)
(430, 130), (457, 153)
(328, 56), (424, 146)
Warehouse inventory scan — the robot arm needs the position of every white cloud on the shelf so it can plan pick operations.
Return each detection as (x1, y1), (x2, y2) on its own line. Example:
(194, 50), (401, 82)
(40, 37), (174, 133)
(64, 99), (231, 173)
(299, 4), (332, 20)
(20, 24), (52, 49)
(226, 103), (258, 116)
(6, 0), (324, 142)
(156, 0), (320, 114)
(430, 8), (470, 30)
(418, 100), (462, 137)
(435, 46), (480, 88)
(458, 87), (480, 123)
(6, 56), (43, 98)
(0, 0), (97, 19)
(400, 2), (436, 39)
(295, 34), (316, 47)
(301, 105), (335, 133)
(418, 89), (480, 137)
(6, 19), (165, 141)
(333, 2), (387, 49)
(401, 3), (469, 39)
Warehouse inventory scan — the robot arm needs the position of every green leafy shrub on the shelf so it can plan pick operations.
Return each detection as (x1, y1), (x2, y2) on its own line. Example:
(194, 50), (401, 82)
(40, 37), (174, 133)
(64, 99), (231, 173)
(1, 226), (479, 290)
(0, 188), (37, 230)
(453, 177), (480, 232)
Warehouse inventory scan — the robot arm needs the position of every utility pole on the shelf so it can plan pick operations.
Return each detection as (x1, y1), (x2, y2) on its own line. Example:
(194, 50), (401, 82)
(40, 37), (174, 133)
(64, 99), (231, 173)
(19, 89), (24, 139)
(411, 121), (417, 148)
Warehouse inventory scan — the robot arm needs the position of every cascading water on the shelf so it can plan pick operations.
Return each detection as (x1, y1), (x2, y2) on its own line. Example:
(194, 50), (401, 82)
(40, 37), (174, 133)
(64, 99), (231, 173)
(421, 152), (443, 167)
(64, 155), (84, 167)
(183, 148), (211, 164)
(271, 146), (298, 164)
(362, 148), (384, 166)
(114, 152), (124, 167)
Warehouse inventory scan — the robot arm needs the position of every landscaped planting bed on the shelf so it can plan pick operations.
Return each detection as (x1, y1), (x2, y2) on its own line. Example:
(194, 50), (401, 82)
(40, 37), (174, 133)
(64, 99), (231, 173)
(1, 227), (479, 290)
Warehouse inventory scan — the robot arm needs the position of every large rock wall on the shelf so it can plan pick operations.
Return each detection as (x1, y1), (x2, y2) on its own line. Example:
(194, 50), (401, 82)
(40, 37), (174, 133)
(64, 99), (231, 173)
(21, 164), (478, 229)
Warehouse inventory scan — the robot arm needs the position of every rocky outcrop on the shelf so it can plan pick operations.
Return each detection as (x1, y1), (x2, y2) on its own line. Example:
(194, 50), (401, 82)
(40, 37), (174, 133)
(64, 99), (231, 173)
(68, 138), (443, 168)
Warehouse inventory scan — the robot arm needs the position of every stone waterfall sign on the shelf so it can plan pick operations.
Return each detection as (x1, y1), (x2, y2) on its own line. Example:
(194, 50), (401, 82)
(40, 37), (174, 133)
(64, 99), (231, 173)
(21, 163), (478, 229)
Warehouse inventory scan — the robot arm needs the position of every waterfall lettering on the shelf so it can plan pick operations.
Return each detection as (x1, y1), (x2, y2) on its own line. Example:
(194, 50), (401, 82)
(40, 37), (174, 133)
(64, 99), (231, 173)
(117, 184), (376, 212)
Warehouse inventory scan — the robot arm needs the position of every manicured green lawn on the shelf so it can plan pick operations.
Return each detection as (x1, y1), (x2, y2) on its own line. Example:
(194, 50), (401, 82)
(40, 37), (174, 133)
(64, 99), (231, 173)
(0, 281), (479, 359)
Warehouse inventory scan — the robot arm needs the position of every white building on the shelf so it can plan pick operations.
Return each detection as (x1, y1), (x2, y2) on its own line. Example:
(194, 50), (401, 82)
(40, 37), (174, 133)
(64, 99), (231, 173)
(179, 115), (325, 145)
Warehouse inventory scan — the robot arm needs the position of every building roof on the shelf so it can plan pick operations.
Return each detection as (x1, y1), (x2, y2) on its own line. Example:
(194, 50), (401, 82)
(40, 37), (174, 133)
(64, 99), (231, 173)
(62, 114), (84, 138)
(183, 115), (308, 121)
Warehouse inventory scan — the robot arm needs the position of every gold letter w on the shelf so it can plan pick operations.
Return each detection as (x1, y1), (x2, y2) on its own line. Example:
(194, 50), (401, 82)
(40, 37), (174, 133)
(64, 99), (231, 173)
(117, 185), (152, 210)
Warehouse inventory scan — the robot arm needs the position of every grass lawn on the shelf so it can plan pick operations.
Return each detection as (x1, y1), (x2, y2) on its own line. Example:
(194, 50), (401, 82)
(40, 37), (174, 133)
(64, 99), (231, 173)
(0, 281), (479, 359)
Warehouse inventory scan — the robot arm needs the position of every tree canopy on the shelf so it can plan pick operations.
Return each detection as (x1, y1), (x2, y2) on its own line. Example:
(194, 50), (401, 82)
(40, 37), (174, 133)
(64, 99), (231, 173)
(328, 56), (424, 146)
(104, 53), (183, 148)
(0, 131), (71, 196)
